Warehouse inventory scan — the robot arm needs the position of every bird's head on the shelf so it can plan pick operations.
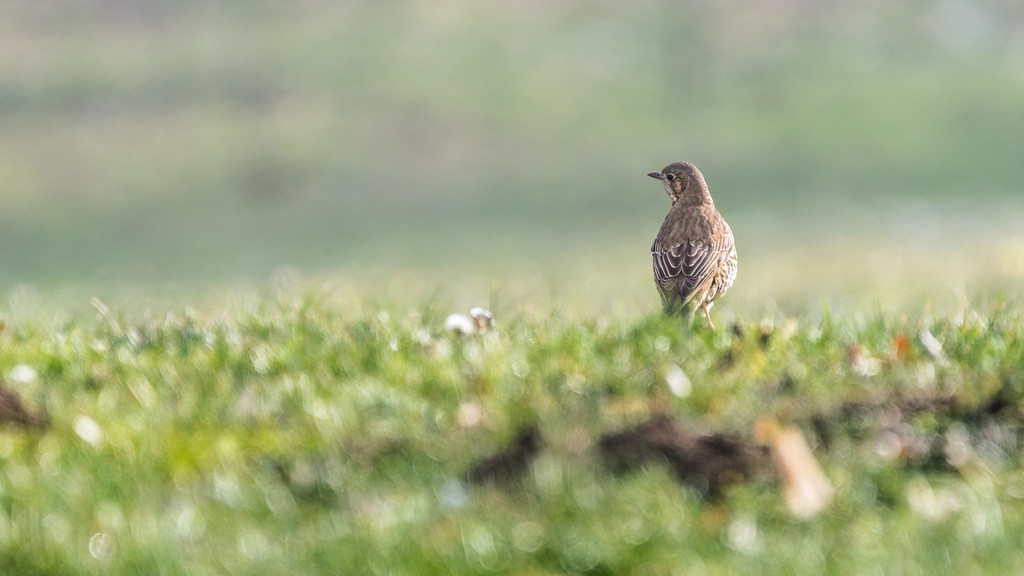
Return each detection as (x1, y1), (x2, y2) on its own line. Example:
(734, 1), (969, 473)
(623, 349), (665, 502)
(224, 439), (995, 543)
(647, 161), (711, 205)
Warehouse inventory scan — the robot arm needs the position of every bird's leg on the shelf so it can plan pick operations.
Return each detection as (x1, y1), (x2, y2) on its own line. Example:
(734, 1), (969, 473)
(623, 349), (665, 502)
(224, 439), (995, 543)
(702, 305), (715, 330)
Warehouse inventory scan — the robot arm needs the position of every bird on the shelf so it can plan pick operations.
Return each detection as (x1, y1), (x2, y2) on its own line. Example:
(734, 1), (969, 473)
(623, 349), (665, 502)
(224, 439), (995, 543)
(648, 161), (737, 329)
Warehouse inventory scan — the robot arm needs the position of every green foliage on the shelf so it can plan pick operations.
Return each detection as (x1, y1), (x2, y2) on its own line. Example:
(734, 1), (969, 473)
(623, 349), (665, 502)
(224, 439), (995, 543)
(0, 292), (1022, 573)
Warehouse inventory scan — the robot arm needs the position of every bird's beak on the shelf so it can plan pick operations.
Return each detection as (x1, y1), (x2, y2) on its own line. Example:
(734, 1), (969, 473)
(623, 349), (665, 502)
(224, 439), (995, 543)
(647, 172), (662, 180)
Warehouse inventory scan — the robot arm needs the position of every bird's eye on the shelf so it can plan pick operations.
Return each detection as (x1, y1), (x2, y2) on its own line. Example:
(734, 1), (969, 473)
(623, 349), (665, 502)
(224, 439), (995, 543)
(665, 174), (675, 182)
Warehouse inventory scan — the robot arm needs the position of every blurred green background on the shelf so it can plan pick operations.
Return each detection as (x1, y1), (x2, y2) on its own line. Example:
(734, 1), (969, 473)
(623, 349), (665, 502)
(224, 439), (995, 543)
(1, 0), (1022, 302)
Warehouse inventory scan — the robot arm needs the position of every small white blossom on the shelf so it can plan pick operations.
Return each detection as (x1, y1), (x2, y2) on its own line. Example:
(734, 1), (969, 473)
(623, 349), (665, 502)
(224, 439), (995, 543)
(469, 307), (494, 332)
(444, 314), (474, 335)
(665, 364), (691, 398)
(74, 415), (103, 446)
(10, 364), (37, 385)
(919, 328), (947, 364)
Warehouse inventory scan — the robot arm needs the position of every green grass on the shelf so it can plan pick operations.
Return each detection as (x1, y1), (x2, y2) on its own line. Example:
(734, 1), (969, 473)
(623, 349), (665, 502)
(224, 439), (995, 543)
(0, 289), (1022, 574)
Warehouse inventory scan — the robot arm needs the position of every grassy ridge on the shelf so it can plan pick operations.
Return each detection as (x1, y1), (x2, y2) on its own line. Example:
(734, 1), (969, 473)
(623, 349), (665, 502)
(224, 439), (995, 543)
(0, 291), (1021, 573)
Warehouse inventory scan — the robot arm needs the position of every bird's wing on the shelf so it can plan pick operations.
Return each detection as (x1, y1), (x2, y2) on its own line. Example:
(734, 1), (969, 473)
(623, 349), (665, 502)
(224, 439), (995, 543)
(651, 230), (734, 305)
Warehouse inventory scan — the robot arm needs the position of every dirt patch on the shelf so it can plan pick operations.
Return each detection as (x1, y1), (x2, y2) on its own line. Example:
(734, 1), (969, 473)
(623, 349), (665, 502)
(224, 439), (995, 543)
(598, 415), (770, 494)
(466, 425), (542, 484)
(0, 379), (48, 430)
(807, 383), (1024, 471)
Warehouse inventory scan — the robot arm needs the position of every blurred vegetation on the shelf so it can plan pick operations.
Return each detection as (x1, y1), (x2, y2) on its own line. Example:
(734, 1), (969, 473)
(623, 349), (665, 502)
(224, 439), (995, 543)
(0, 291), (1023, 573)
(0, 0), (1021, 294)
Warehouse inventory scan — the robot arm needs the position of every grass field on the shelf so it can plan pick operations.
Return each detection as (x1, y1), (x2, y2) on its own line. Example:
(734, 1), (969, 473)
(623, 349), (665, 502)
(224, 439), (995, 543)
(0, 286), (1022, 574)
(2, 2), (1023, 573)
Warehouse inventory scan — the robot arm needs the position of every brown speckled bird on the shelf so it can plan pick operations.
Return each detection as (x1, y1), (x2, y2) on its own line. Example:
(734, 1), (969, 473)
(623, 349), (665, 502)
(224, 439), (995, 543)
(649, 161), (737, 329)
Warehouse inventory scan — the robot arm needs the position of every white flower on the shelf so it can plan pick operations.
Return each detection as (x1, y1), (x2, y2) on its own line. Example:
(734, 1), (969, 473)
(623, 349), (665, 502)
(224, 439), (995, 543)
(919, 328), (947, 364)
(469, 307), (494, 332)
(74, 415), (103, 446)
(664, 364), (691, 398)
(10, 364), (37, 385)
(444, 314), (474, 335)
